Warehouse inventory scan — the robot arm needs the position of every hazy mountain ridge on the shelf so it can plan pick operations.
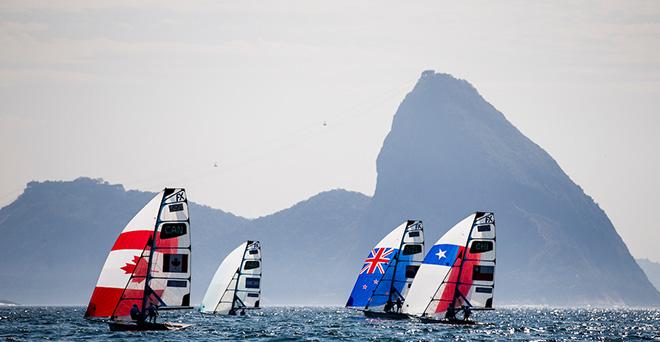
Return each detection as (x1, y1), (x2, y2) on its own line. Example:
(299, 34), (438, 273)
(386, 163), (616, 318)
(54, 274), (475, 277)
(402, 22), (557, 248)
(1, 71), (658, 307)
(637, 259), (660, 292)
(0, 177), (370, 305)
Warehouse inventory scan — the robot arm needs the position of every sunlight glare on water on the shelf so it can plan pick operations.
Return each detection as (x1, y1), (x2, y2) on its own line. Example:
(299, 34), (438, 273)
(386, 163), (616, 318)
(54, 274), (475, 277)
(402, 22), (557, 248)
(0, 307), (658, 341)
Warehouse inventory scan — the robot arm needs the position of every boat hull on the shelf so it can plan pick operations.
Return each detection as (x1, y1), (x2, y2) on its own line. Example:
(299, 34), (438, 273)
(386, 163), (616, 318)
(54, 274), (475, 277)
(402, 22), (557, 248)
(108, 321), (192, 331)
(363, 311), (409, 320)
(418, 317), (476, 325)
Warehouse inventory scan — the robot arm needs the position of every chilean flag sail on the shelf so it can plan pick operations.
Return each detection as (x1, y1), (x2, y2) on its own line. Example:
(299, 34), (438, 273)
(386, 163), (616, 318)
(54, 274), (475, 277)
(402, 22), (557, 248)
(346, 220), (424, 313)
(84, 188), (192, 321)
(402, 212), (496, 320)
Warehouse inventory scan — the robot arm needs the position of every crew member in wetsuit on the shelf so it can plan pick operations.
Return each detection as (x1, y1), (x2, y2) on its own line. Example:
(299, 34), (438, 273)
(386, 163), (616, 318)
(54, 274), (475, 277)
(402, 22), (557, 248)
(395, 298), (403, 313)
(446, 306), (456, 321)
(463, 306), (471, 321)
(384, 300), (394, 313)
(147, 305), (159, 323)
(130, 304), (144, 324)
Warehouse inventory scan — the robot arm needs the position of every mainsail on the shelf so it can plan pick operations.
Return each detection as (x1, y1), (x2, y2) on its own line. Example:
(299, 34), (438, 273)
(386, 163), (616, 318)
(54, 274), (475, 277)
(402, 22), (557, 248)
(402, 212), (495, 320)
(200, 241), (262, 314)
(84, 188), (192, 321)
(346, 220), (424, 312)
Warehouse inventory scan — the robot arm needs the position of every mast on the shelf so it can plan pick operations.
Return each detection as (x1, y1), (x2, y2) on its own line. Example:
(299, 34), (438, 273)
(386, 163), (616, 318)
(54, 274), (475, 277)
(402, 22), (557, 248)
(445, 213), (479, 317)
(141, 189), (169, 316)
(230, 241), (252, 312)
(386, 221), (412, 304)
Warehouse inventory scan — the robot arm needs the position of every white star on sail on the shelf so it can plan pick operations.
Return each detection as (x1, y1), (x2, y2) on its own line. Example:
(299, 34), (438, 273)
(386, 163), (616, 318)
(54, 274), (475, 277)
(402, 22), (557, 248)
(436, 249), (447, 259)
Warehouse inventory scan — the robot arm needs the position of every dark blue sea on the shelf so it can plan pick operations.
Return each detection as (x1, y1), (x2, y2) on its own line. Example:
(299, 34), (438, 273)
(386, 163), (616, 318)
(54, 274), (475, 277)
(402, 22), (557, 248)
(0, 306), (658, 341)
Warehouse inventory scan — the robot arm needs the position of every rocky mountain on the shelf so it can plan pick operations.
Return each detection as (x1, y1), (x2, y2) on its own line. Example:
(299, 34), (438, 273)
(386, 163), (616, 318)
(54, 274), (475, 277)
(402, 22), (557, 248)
(1, 71), (658, 307)
(364, 70), (660, 306)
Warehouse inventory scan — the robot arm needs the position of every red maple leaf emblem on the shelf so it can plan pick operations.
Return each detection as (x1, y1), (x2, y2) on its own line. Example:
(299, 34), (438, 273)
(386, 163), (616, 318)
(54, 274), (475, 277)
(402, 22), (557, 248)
(121, 255), (148, 283)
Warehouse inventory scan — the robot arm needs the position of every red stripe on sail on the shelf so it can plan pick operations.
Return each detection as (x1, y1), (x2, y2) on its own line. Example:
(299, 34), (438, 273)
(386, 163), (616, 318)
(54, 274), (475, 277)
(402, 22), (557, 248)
(111, 230), (153, 251)
(84, 286), (125, 318)
(434, 246), (480, 314)
(85, 287), (167, 319)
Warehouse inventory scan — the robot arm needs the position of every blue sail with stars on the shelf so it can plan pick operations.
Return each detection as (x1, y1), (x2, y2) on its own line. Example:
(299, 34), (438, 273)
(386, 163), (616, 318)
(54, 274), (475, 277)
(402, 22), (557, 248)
(345, 220), (424, 310)
(346, 247), (398, 308)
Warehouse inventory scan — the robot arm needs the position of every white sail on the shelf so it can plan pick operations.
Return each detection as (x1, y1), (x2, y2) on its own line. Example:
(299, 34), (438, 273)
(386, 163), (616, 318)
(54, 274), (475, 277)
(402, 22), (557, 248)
(200, 241), (262, 314)
(403, 212), (495, 320)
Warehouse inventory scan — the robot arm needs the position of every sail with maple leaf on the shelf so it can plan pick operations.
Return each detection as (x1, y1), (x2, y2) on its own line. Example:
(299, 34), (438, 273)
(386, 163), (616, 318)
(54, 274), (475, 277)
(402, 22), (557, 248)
(402, 212), (496, 323)
(84, 188), (192, 323)
(346, 220), (424, 318)
(200, 241), (262, 315)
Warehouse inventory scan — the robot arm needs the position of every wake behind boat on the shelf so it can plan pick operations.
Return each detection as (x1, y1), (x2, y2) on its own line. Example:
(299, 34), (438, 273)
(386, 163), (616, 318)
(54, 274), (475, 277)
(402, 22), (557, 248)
(84, 188), (193, 331)
(200, 241), (262, 315)
(346, 220), (424, 319)
(403, 212), (496, 324)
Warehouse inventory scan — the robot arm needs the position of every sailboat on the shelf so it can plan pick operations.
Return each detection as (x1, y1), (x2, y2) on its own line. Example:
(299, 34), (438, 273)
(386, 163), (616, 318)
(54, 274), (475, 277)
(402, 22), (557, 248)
(84, 188), (193, 331)
(200, 241), (262, 315)
(402, 212), (496, 324)
(346, 220), (424, 319)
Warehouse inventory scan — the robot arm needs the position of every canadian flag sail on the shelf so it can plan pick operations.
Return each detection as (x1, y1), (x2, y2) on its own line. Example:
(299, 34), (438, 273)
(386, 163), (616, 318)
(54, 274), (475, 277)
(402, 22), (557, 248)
(84, 188), (191, 320)
(402, 212), (495, 320)
(346, 220), (424, 312)
(200, 241), (262, 315)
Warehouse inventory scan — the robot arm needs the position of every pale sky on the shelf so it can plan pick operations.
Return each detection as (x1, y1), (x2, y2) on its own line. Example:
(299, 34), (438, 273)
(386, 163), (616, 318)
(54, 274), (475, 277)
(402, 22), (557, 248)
(1, 1), (659, 262)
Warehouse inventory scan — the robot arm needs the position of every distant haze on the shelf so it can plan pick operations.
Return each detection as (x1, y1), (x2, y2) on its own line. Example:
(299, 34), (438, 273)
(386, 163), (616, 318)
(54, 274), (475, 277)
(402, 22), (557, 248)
(1, 1), (659, 262)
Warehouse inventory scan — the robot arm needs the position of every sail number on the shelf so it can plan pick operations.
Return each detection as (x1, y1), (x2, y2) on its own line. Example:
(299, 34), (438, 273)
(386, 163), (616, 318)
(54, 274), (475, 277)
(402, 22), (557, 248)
(160, 223), (187, 239)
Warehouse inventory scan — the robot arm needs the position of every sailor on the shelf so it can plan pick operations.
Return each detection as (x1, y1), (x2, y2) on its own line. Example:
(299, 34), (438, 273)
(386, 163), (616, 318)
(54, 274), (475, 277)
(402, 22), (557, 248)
(240, 309), (246, 316)
(395, 298), (403, 313)
(130, 304), (144, 324)
(228, 308), (237, 316)
(446, 306), (456, 321)
(384, 300), (394, 313)
(463, 306), (471, 321)
(147, 305), (159, 323)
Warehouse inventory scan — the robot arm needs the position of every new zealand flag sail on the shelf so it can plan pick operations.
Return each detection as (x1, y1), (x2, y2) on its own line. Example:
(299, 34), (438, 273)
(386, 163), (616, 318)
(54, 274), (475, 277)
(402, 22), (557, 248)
(346, 221), (424, 310)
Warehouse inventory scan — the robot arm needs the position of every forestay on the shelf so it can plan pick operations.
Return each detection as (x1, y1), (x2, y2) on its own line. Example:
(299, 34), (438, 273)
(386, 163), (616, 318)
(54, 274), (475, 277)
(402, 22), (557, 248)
(84, 188), (192, 321)
(346, 220), (424, 312)
(402, 212), (495, 320)
(200, 241), (262, 314)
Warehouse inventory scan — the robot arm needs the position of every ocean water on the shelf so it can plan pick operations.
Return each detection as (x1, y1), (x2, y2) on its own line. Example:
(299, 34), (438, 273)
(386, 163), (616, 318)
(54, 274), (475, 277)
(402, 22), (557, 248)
(0, 306), (658, 341)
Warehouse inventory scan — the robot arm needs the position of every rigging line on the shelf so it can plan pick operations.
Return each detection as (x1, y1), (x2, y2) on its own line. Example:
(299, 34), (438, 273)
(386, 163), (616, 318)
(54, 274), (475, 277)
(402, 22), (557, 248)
(223, 76), (418, 157)
(123, 77), (418, 191)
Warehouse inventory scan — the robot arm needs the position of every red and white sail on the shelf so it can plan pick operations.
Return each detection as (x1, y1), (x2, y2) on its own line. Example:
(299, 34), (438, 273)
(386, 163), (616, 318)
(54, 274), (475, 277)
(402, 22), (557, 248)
(84, 188), (191, 320)
(402, 212), (495, 319)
